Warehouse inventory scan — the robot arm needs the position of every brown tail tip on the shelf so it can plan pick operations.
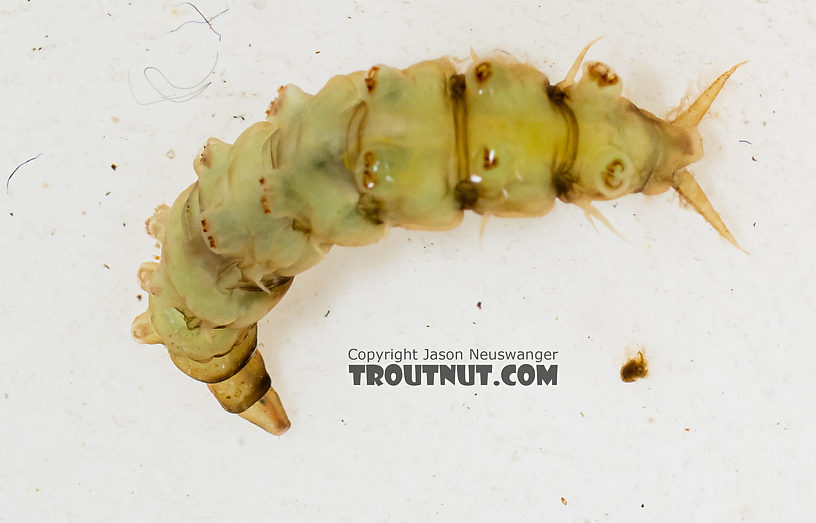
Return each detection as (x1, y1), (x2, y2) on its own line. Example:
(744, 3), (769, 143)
(238, 386), (291, 435)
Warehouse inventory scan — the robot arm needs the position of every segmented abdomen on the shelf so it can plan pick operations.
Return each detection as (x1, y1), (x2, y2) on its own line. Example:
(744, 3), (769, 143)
(196, 57), (574, 288)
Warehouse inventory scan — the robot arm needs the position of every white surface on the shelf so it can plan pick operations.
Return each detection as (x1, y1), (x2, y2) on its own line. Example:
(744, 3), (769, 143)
(1, 0), (814, 521)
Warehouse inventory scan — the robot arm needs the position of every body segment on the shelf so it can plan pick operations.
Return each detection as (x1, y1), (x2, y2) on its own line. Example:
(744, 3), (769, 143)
(133, 46), (742, 434)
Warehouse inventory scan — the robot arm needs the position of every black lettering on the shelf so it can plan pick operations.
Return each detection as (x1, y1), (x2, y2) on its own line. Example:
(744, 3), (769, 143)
(349, 365), (365, 385)
(384, 364), (402, 385)
(536, 365), (558, 385)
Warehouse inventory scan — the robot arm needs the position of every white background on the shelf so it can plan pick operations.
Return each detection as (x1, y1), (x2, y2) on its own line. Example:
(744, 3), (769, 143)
(2, 0), (814, 521)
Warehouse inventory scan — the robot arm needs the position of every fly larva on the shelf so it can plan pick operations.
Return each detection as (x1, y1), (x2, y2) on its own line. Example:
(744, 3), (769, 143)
(132, 42), (743, 435)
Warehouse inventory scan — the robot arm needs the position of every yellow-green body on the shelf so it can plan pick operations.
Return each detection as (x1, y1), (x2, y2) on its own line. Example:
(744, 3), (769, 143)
(133, 48), (742, 435)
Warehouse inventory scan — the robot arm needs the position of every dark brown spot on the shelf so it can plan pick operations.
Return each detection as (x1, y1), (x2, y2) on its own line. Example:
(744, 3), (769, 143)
(199, 145), (210, 168)
(261, 195), (272, 214)
(362, 170), (377, 189)
(603, 159), (625, 189)
(546, 82), (566, 103)
(362, 151), (377, 188)
(454, 180), (478, 209)
(448, 74), (466, 97)
(482, 148), (498, 169)
(356, 193), (383, 224)
(365, 66), (379, 93)
(259, 177), (265, 185)
(588, 62), (619, 87)
(208, 236), (216, 248)
(552, 170), (577, 199)
(620, 350), (648, 382)
(110, 163), (117, 171)
(291, 219), (310, 233)
(475, 62), (492, 83)
(200, 218), (209, 232)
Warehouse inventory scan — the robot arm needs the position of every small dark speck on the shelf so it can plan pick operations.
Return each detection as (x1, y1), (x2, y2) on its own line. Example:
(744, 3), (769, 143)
(105, 191), (111, 196)
(9, 212), (13, 216)
(110, 163), (117, 170)
(324, 309), (330, 317)
(103, 264), (110, 269)
(477, 301), (482, 309)
(233, 115), (245, 120)
(122, 222), (127, 227)
(751, 156), (757, 162)
(137, 294), (143, 301)
(753, 222), (756, 227)
(315, 50), (320, 54)
(738, 139), (752, 145)
(641, 504), (645, 508)
(426, 325), (430, 328)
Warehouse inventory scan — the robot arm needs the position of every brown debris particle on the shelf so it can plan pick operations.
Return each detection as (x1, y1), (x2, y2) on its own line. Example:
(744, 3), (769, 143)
(110, 163), (117, 171)
(475, 62), (492, 83)
(477, 301), (482, 309)
(261, 195), (272, 214)
(620, 350), (648, 382)
(200, 218), (209, 232)
(208, 235), (216, 248)
(561, 497), (567, 506)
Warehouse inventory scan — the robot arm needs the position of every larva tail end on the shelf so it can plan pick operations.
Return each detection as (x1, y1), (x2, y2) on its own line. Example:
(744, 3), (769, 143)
(672, 169), (747, 253)
(207, 346), (291, 435)
(238, 386), (291, 436)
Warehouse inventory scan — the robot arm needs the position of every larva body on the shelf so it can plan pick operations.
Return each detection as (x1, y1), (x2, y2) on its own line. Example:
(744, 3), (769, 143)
(133, 44), (742, 435)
